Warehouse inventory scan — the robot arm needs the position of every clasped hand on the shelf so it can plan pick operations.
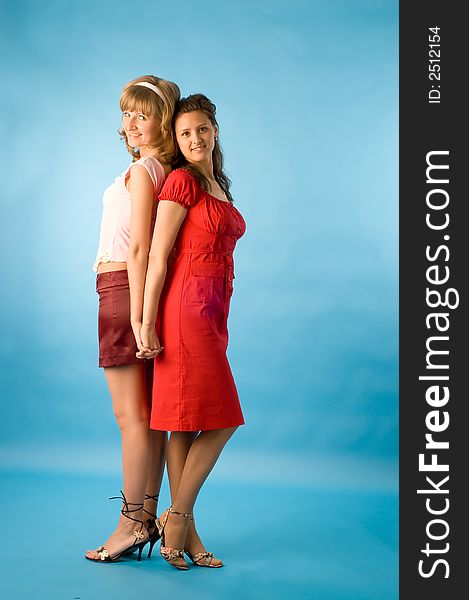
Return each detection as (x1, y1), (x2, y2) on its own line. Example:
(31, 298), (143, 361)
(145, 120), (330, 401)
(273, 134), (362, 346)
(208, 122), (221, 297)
(132, 321), (164, 359)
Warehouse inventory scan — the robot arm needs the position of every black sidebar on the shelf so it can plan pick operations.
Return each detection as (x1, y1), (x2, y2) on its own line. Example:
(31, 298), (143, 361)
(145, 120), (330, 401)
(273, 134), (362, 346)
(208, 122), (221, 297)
(400, 2), (466, 598)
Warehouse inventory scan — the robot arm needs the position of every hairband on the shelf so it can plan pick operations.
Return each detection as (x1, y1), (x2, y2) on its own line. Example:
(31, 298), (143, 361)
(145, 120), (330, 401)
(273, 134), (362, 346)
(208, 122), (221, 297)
(134, 81), (164, 100)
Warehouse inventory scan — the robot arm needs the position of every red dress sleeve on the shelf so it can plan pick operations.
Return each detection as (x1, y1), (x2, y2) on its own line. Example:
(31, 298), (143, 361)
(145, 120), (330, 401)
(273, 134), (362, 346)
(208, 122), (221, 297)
(158, 168), (200, 208)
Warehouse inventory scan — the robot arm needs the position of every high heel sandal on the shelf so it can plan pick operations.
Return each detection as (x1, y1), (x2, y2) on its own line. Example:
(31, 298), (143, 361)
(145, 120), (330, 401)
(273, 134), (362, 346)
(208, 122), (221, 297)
(184, 516), (223, 568)
(85, 491), (149, 563)
(158, 507), (192, 570)
(143, 493), (161, 559)
(120, 492), (161, 558)
(184, 550), (223, 568)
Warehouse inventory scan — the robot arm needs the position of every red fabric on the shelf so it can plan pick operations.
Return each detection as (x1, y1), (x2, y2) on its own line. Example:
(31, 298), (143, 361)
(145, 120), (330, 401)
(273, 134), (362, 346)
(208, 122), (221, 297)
(150, 169), (246, 431)
(96, 270), (141, 367)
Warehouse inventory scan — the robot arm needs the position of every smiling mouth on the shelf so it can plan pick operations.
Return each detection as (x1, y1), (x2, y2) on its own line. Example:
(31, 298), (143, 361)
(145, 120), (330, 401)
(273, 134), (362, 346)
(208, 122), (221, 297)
(191, 145), (206, 151)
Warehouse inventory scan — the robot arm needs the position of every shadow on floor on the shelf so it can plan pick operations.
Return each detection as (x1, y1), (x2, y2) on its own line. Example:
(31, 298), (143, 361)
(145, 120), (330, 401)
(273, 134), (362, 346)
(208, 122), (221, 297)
(0, 459), (397, 600)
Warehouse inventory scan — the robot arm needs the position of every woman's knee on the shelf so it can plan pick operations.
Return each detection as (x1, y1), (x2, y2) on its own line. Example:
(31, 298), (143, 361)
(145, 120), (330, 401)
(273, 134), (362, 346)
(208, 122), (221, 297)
(216, 426), (238, 440)
(113, 404), (151, 431)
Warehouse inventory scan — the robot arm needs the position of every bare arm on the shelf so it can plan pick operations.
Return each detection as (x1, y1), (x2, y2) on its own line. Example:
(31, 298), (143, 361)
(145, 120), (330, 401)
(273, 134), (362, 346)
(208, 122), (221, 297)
(126, 164), (155, 353)
(139, 200), (188, 352)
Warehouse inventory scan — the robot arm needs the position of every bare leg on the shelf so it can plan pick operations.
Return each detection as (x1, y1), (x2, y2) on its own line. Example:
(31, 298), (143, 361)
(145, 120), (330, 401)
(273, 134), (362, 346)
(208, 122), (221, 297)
(143, 430), (167, 525)
(86, 363), (155, 559)
(167, 431), (197, 501)
(165, 432), (205, 555)
(161, 427), (237, 565)
(143, 361), (167, 525)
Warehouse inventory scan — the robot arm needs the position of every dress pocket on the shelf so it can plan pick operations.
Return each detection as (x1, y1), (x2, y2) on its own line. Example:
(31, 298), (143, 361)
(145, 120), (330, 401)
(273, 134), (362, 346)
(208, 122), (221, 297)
(187, 261), (225, 304)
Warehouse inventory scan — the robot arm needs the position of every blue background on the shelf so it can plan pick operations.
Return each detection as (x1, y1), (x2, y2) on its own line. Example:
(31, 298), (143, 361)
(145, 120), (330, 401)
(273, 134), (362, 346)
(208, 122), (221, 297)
(0, 1), (398, 598)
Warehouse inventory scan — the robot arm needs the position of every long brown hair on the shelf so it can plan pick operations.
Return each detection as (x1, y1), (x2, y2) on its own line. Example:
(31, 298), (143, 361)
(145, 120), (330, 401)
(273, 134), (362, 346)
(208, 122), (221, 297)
(118, 75), (180, 164)
(172, 94), (233, 203)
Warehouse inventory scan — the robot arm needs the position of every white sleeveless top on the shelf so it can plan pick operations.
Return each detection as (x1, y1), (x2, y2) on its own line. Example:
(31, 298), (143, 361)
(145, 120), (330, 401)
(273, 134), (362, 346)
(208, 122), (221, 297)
(93, 156), (166, 272)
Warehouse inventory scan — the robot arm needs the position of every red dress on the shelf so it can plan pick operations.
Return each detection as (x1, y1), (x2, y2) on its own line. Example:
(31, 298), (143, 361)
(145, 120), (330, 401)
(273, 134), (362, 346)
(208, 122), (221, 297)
(150, 169), (246, 431)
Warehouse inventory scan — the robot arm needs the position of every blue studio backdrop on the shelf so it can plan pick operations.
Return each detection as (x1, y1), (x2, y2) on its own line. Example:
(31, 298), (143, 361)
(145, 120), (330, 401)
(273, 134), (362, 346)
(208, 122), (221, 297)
(0, 1), (398, 599)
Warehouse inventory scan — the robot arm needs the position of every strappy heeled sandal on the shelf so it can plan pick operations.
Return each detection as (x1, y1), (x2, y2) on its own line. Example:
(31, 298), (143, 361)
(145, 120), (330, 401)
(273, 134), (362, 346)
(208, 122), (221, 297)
(184, 516), (223, 568)
(184, 550), (223, 568)
(158, 507), (192, 570)
(121, 492), (161, 557)
(143, 493), (161, 559)
(85, 491), (149, 563)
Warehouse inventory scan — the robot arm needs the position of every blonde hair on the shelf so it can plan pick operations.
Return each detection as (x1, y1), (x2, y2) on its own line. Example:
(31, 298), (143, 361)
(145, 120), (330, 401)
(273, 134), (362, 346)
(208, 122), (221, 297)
(118, 75), (180, 164)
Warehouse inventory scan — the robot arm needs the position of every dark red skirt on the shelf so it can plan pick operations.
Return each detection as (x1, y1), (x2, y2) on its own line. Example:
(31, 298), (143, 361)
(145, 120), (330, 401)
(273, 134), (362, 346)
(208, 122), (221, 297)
(96, 270), (140, 368)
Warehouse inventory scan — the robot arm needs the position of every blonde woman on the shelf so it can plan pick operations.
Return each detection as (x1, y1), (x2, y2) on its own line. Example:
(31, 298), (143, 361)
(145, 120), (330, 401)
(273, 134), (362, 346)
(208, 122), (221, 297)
(85, 75), (180, 562)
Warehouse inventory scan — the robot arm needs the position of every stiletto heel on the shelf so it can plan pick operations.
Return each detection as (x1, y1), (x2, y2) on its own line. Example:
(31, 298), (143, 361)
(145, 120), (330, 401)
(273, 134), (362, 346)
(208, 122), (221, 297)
(85, 491), (149, 563)
(137, 543), (146, 561)
(143, 493), (161, 559)
(158, 507), (192, 570)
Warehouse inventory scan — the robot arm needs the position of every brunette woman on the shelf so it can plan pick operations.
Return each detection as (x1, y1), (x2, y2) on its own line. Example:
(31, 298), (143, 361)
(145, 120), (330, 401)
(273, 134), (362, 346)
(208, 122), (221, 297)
(138, 94), (245, 569)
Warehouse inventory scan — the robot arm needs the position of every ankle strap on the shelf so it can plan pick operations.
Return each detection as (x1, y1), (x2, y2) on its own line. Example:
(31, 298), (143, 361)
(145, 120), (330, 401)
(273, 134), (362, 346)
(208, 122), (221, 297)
(143, 493), (160, 519)
(144, 493), (160, 501)
(109, 490), (144, 524)
(169, 506), (192, 519)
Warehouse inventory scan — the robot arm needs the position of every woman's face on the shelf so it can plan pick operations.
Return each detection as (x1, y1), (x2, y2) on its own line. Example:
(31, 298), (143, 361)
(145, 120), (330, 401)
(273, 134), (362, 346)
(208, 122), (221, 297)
(175, 110), (218, 166)
(122, 109), (160, 149)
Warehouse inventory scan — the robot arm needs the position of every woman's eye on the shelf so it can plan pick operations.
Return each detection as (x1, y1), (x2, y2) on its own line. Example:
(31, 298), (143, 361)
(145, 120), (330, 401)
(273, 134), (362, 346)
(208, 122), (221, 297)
(200, 127), (207, 132)
(138, 114), (146, 120)
(123, 112), (130, 118)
